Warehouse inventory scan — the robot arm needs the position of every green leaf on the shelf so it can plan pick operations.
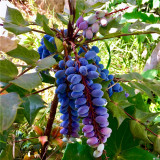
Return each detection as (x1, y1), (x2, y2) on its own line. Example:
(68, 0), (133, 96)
(0, 93), (22, 133)
(43, 21), (55, 36)
(0, 60), (18, 82)
(36, 56), (57, 71)
(56, 13), (68, 25)
(6, 45), (40, 65)
(62, 142), (94, 160)
(99, 18), (124, 37)
(3, 22), (32, 35)
(22, 94), (45, 125)
(134, 109), (160, 125)
(130, 120), (151, 143)
(5, 6), (28, 25)
(0, 130), (9, 152)
(40, 72), (55, 84)
(0, 145), (13, 160)
(103, 117), (140, 159)
(104, 41), (111, 69)
(129, 81), (154, 100)
(128, 93), (148, 112)
(54, 37), (64, 52)
(10, 73), (42, 92)
(120, 83), (135, 97)
(154, 137), (160, 154)
(129, 20), (160, 33)
(116, 147), (156, 160)
(35, 13), (49, 26)
(107, 92), (132, 126)
(142, 69), (158, 79)
(43, 37), (57, 53)
(84, 2), (105, 13)
(6, 84), (30, 97)
(116, 72), (143, 81)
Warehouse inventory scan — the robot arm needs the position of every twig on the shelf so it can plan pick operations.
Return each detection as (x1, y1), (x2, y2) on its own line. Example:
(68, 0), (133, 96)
(84, 31), (157, 44)
(123, 110), (160, 138)
(0, 66), (33, 94)
(40, 94), (59, 160)
(25, 85), (54, 97)
(15, 137), (39, 143)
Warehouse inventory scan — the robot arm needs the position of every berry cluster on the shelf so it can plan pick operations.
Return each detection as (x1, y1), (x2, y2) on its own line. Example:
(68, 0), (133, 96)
(54, 44), (124, 157)
(76, 10), (111, 39)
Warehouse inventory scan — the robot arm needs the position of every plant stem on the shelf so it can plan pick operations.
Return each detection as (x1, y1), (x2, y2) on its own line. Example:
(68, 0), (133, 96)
(25, 85), (54, 97)
(85, 31), (157, 44)
(0, 66), (33, 94)
(40, 94), (58, 160)
(123, 110), (160, 138)
(15, 137), (39, 143)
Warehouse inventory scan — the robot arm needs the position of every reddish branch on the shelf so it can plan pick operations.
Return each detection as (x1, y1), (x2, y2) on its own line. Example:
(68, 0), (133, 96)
(0, 66), (33, 94)
(105, 6), (129, 16)
(123, 110), (160, 138)
(41, 94), (59, 160)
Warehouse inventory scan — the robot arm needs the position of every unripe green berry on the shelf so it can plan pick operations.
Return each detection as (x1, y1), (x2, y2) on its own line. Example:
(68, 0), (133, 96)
(96, 10), (105, 18)
(87, 15), (97, 25)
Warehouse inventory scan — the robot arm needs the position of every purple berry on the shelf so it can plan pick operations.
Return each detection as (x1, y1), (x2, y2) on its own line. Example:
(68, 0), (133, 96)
(92, 22), (99, 33)
(92, 98), (106, 106)
(72, 83), (85, 92)
(82, 125), (94, 133)
(55, 70), (65, 79)
(79, 66), (88, 76)
(87, 137), (98, 146)
(91, 89), (104, 97)
(78, 106), (89, 115)
(79, 21), (88, 30)
(71, 74), (82, 84)
(100, 127), (112, 136)
(86, 64), (97, 71)
(76, 16), (84, 27)
(96, 10), (105, 18)
(85, 29), (93, 39)
(87, 71), (99, 79)
(87, 15), (97, 24)
(75, 98), (87, 105)
(95, 116), (107, 124)
(84, 131), (95, 138)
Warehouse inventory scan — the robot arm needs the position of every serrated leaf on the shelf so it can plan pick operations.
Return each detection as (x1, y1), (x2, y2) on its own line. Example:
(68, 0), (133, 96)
(130, 81), (154, 100)
(0, 145), (13, 160)
(142, 69), (158, 79)
(43, 37), (57, 53)
(107, 92), (132, 126)
(103, 117), (140, 160)
(99, 18), (124, 37)
(128, 93), (148, 112)
(22, 94), (45, 125)
(6, 45), (40, 65)
(56, 13), (68, 25)
(129, 20), (160, 33)
(5, 6), (28, 25)
(0, 130), (9, 152)
(54, 37), (64, 52)
(134, 108), (160, 125)
(0, 60), (18, 82)
(62, 142), (94, 160)
(43, 21), (55, 36)
(130, 120), (151, 143)
(37, 56), (57, 71)
(154, 137), (160, 154)
(120, 83), (135, 97)
(0, 93), (22, 132)
(35, 13), (49, 26)
(10, 73), (42, 92)
(117, 147), (156, 160)
(3, 22), (32, 35)
(84, 2), (105, 13)
(40, 72), (55, 84)
(116, 72), (143, 81)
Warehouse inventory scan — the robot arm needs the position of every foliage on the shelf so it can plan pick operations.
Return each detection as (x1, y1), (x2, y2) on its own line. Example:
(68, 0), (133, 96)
(0, 0), (160, 160)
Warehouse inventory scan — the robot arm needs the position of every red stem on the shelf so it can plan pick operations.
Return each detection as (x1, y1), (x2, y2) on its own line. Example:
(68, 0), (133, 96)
(105, 6), (129, 16)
